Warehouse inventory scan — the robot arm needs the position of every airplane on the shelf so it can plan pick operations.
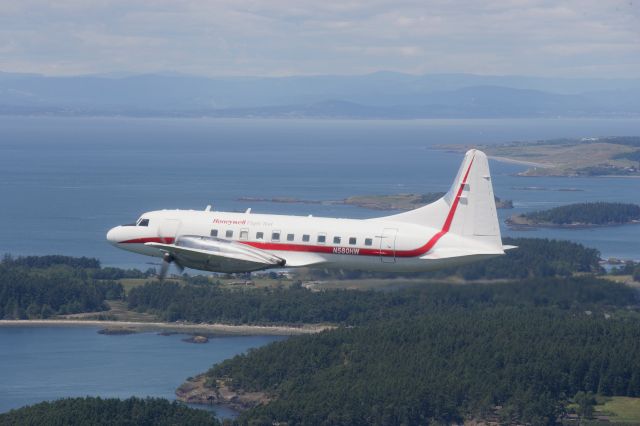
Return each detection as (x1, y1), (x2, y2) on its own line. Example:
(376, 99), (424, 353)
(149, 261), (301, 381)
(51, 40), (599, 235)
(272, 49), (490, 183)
(106, 149), (512, 278)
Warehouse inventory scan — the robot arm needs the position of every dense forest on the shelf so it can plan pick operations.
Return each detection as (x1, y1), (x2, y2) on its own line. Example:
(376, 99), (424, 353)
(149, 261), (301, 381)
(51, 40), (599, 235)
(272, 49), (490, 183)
(520, 202), (640, 225)
(0, 255), (124, 319)
(128, 275), (633, 326)
(296, 237), (604, 280)
(0, 238), (616, 322)
(428, 237), (602, 279)
(0, 397), (219, 426)
(204, 278), (640, 425)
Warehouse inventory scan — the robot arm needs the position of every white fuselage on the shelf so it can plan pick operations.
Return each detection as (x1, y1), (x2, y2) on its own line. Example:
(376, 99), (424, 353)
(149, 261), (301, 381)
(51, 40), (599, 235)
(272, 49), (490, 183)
(107, 209), (500, 273)
(107, 149), (507, 274)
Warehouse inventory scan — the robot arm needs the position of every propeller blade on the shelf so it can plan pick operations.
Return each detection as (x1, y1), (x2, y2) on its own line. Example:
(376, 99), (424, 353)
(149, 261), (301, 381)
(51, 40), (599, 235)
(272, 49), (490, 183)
(159, 259), (170, 280)
(174, 261), (184, 274)
(158, 252), (174, 280)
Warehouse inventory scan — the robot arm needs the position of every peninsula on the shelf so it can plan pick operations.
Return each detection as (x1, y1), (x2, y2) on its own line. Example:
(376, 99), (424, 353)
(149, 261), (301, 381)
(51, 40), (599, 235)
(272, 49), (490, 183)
(439, 136), (640, 177)
(506, 202), (640, 229)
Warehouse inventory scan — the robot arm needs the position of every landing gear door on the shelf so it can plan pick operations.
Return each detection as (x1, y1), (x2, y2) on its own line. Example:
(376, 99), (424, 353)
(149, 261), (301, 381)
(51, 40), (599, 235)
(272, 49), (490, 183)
(380, 228), (398, 263)
(158, 219), (181, 243)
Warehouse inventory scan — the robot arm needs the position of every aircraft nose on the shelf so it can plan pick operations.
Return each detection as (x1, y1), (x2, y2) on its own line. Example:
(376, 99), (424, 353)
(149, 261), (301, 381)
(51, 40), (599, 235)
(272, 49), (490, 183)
(106, 226), (122, 246)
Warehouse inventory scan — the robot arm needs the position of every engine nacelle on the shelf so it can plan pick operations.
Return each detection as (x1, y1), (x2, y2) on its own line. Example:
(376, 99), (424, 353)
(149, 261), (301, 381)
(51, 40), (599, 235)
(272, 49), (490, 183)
(172, 235), (285, 273)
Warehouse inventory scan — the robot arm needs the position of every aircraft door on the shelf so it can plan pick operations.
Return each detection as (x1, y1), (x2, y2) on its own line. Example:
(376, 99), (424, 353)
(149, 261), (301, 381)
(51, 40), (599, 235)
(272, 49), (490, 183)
(380, 228), (398, 263)
(158, 219), (181, 243)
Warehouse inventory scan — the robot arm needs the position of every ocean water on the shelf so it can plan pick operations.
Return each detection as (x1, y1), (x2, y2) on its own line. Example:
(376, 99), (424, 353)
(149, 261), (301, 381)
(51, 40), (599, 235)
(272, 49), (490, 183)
(0, 326), (283, 416)
(0, 116), (638, 265)
(0, 117), (639, 415)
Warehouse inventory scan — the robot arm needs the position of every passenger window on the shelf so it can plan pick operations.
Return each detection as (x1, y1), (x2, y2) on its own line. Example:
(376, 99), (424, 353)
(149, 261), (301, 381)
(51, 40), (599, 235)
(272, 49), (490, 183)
(226, 230), (233, 238)
(210, 229), (218, 237)
(317, 234), (326, 244)
(302, 234), (310, 242)
(139, 219), (149, 227)
(365, 238), (373, 246)
(256, 232), (264, 240)
(272, 232), (280, 241)
(349, 237), (357, 245)
(240, 230), (249, 240)
(287, 234), (294, 242)
(333, 236), (341, 244)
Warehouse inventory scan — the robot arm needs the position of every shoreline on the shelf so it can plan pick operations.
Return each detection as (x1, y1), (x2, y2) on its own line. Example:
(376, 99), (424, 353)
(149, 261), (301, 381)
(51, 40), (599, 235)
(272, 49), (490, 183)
(487, 155), (550, 168)
(0, 319), (332, 336)
(176, 374), (268, 412)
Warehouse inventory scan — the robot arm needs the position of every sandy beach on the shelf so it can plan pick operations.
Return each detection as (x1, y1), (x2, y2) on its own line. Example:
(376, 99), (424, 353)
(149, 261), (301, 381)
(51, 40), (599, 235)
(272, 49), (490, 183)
(0, 319), (332, 336)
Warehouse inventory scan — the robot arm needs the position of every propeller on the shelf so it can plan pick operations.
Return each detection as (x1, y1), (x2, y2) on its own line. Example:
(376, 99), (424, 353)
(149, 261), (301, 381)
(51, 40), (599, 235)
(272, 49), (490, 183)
(158, 252), (184, 280)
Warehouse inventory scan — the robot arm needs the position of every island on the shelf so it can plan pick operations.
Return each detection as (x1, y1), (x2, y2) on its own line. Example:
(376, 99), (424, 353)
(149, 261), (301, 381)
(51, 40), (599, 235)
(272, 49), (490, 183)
(175, 274), (640, 425)
(506, 202), (640, 229)
(183, 335), (209, 344)
(3, 253), (640, 424)
(238, 192), (513, 210)
(439, 136), (640, 177)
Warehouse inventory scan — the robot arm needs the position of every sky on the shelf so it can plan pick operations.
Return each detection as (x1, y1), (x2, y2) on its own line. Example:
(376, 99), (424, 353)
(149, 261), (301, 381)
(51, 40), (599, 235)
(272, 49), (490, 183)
(0, 0), (639, 78)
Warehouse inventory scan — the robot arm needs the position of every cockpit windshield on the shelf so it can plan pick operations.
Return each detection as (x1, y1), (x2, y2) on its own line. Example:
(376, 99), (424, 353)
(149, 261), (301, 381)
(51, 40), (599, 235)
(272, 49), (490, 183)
(123, 217), (150, 227)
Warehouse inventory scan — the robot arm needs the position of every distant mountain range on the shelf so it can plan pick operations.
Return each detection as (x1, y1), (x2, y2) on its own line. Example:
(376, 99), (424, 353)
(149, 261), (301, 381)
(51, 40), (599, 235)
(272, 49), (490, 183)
(1, 71), (639, 118)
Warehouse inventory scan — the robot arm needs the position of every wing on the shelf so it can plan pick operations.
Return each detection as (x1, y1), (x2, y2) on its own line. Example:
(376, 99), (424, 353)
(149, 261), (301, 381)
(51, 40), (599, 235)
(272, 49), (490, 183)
(146, 235), (286, 273)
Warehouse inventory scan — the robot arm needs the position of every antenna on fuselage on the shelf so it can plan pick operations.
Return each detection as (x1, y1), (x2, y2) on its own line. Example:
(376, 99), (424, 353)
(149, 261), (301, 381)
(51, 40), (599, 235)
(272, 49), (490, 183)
(205, 205), (212, 212)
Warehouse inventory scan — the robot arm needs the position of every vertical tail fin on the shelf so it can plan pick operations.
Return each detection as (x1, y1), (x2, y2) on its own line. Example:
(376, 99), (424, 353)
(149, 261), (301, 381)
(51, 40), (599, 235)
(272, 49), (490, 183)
(384, 149), (503, 250)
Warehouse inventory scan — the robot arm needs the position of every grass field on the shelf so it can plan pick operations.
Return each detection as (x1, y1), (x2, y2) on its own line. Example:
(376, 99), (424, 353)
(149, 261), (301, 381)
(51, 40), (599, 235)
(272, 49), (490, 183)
(594, 396), (640, 423)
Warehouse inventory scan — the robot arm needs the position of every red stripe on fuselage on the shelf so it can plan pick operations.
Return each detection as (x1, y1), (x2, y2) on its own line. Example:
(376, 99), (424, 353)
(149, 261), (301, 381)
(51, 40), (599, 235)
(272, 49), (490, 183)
(119, 154), (475, 259)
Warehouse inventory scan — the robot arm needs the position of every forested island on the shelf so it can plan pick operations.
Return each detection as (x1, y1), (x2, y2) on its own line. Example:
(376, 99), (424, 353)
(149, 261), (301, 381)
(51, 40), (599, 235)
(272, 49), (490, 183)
(0, 397), (219, 425)
(441, 136), (640, 177)
(2, 243), (640, 424)
(182, 276), (640, 425)
(507, 202), (640, 229)
(238, 192), (513, 210)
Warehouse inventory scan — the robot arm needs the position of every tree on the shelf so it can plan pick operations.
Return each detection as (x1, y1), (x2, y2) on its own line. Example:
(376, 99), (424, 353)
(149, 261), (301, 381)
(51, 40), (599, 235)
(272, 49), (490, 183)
(574, 391), (596, 419)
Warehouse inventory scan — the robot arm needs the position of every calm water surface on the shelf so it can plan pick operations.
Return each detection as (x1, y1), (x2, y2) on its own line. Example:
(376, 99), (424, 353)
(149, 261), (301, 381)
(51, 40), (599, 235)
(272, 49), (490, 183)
(0, 326), (284, 416)
(1, 116), (638, 264)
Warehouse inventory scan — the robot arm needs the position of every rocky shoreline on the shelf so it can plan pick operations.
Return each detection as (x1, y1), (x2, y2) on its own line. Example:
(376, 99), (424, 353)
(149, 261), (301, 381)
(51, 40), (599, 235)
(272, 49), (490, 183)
(176, 374), (270, 412)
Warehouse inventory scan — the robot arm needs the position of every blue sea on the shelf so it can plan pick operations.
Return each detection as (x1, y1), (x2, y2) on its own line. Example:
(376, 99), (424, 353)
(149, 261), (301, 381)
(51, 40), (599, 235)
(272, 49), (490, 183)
(0, 117), (639, 415)
(1, 116), (639, 265)
(0, 326), (283, 416)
